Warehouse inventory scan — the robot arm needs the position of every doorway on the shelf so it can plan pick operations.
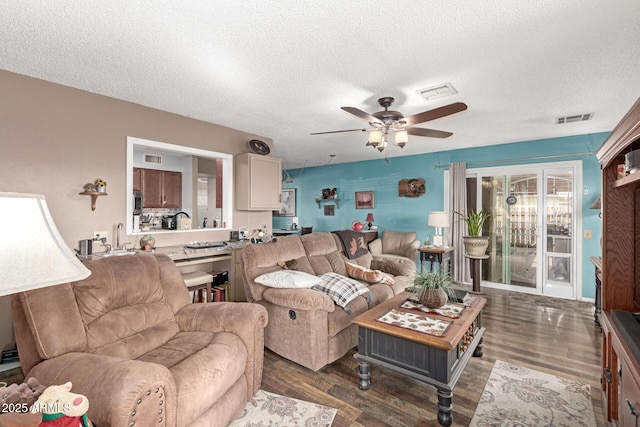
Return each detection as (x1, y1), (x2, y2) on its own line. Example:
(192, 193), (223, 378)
(464, 161), (581, 299)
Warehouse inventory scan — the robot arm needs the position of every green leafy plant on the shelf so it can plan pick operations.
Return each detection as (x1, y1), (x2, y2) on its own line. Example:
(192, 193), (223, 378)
(412, 271), (458, 300)
(453, 210), (490, 237)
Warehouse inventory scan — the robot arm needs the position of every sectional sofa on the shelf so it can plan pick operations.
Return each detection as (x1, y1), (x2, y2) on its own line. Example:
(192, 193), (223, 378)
(240, 232), (414, 371)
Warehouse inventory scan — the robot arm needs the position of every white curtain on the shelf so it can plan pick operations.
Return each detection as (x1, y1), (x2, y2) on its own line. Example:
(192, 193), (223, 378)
(448, 162), (471, 283)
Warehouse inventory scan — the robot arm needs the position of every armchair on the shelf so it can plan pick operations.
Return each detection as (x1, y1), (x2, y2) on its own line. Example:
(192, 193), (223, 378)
(12, 253), (268, 427)
(368, 230), (420, 275)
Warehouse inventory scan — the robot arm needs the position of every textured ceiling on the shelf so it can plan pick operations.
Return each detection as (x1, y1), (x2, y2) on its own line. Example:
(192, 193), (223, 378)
(1, 1), (640, 169)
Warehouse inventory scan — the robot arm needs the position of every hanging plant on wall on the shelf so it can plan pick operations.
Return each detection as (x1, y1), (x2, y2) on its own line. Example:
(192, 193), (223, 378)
(398, 178), (426, 198)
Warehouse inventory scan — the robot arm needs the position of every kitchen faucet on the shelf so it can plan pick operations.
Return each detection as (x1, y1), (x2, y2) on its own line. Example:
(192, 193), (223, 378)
(115, 223), (132, 251)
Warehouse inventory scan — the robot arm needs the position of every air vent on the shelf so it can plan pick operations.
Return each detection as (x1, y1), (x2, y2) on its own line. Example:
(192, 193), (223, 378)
(144, 154), (162, 164)
(417, 83), (458, 101)
(556, 113), (594, 124)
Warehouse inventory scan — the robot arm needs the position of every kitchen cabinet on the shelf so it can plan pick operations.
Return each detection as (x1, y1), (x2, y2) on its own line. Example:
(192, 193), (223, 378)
(138, 168), (182, 208)
(235, 153), (281, 211)
(596, 96), (640, 425)
(133, 167), (142, 192)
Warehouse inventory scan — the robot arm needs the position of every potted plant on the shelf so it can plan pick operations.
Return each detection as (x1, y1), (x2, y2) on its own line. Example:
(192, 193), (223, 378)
(454, 209), (490, 256)
(412, 271), (457, 309)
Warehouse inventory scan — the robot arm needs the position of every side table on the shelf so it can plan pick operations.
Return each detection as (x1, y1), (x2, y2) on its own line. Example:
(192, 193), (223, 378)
(418, 246), (453, 273)
(465, 254), (489, 294)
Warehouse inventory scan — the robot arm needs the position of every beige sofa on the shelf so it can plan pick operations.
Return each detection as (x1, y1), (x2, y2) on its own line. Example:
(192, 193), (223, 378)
(240, 232), (414, 371)
(12, 253), (268, 427)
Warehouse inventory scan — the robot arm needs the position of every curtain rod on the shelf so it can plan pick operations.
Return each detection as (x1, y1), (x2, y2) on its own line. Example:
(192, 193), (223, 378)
(434, 151), (596, 169)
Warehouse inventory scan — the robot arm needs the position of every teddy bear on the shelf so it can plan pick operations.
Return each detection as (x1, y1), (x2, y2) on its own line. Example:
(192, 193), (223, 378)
(30, 382), (92, 427)
(0, 377), (46, 412)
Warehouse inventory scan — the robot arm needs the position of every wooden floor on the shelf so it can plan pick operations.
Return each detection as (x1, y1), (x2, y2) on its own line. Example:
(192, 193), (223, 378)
(261, 286), (608, 427)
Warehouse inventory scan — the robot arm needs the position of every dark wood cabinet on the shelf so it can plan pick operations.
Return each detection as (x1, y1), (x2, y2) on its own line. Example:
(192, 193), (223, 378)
(133, 167), (142, 192)
(597, 97), (640, 426)
(138, 168), (182, 209)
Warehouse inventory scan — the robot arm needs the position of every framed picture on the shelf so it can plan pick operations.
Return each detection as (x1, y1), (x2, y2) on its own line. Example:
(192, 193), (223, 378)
(274, 189), (296, 217)
(324, 204), (335, 216)
(355, 190), (374, 209)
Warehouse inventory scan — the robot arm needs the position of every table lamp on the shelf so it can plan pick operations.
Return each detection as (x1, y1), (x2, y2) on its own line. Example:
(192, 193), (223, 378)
(428, 211), (449, 247)
(0, 192), (91, 298)
(365, 213), (375, 230)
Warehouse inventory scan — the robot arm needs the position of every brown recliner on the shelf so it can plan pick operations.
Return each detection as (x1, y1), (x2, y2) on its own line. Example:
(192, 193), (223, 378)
(11, 253), (268, 427)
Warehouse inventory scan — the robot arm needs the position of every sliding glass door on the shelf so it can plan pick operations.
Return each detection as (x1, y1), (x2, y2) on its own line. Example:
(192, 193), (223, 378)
(465, 161), (581, 299)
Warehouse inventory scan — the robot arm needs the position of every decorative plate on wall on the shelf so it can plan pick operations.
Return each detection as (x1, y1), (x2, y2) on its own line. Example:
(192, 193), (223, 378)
(248, 139), (271, 155)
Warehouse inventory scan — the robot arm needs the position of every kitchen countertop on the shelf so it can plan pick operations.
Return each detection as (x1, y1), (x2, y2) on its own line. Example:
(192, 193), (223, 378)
(80, 240), (250, 262)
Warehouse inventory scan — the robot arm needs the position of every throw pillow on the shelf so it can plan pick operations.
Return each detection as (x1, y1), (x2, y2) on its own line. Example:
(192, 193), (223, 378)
(255, 270), (322, 288)
(276, 259), (298, 270)
(345, 261), (395, 286)
(313, 272), (372, 314)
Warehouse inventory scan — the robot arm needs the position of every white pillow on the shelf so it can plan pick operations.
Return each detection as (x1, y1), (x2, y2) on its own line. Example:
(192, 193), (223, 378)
(255, 270), (323, 288)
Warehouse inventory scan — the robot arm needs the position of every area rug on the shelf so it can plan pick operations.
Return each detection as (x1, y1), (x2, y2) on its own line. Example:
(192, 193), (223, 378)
(229, 389), (337, 427)
(469, 360), (596, 427)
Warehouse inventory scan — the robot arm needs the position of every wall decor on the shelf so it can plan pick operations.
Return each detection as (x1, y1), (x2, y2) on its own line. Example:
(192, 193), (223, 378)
(398, 178), (426, 198)
(355, 191), (374, 209)
(274, 188), (296, 217)
(324, 204), (335, 216)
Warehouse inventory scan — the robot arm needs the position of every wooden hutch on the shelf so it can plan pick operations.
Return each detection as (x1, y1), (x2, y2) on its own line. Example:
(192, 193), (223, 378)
(596, 97), (640, 426)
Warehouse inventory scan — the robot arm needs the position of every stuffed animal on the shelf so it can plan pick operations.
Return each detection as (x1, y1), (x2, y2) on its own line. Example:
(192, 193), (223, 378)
(0, 377), (46, 412)
(31, 382), (92, 427)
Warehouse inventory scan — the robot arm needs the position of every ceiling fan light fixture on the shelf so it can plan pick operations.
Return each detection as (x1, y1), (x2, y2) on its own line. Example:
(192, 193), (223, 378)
(394, 130), (408, 148)
(368, 130), (383, 147)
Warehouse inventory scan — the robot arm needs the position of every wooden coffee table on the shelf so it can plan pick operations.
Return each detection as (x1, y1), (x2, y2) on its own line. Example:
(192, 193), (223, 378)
(352, 290), (486, 426)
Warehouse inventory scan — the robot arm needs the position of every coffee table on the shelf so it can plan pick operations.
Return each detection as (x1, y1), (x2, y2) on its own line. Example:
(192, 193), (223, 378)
(352, 291), (486, 426)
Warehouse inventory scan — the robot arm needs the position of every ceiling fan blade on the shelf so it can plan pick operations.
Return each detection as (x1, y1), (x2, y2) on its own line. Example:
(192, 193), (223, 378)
(403, 102), (468, 126)
(341, 106), (382, 124)
(310, 128), (367, 135)
(407, 127), (453, 138)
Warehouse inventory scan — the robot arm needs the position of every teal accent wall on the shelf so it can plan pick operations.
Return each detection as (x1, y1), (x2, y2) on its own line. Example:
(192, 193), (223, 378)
(274, 132), (608, 300)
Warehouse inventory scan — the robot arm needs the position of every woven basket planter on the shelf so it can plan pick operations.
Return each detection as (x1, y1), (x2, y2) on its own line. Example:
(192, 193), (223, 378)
(462, 236), (489, 257)
(419, 288), (448, 309)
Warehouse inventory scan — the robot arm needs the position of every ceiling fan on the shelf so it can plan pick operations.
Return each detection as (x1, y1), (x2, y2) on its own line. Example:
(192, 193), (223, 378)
(311, 97), (468, 151)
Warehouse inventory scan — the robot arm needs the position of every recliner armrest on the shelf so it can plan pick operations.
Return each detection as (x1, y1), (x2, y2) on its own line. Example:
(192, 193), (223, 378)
(28, 352), (176, 427)
(261, 287), (336, 312)
(368, 238), (382, 256)
(175, 302), (268, 397)
(404, 239), (421, 260)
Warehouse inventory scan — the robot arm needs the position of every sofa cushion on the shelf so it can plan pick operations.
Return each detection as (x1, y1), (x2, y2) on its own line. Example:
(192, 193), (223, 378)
(301, 233), (348, 276)
(313, 273), (371, 314)
(345, 261), (395, 286)
(255, 270), (323, 288)
(73, 255), (180, 359)
(137, 331), (247, 425)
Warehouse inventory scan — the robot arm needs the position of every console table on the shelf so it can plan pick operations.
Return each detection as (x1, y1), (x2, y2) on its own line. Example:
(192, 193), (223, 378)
(353, 291), (486, 426)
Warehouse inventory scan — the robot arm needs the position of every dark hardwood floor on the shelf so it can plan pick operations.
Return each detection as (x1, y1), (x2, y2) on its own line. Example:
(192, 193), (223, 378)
(261, 286), (608, 427)
(0, 286), (606, 426)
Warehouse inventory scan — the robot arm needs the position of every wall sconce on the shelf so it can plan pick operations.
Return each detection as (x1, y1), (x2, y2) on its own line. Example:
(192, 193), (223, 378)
(428, 211), (450, 247)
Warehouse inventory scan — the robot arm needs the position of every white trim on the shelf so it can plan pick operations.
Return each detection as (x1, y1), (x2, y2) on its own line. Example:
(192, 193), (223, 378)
(463, 160), (583, 300)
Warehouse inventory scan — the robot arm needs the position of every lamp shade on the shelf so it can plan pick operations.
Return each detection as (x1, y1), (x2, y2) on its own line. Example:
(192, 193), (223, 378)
(428, 211), (450, 228)
(394, 130), (408, 146)
(365, 213), (374, 223)
(0, 192), (91, 297)
(368, 130), (383, 147)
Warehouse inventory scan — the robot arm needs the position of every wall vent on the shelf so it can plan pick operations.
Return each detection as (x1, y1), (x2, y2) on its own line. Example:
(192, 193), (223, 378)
(417, 83), (458, 101)
(144, 154), (162, 164)
(556, 113), (594, 124)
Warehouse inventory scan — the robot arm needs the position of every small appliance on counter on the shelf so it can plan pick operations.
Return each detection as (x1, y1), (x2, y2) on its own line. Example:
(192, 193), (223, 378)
(161, 215), (175, 230)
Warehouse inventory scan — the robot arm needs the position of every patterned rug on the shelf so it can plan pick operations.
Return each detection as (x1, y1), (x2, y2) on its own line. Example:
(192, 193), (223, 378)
(470, 360), (597, 427)
(229, 389), (337, 427)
